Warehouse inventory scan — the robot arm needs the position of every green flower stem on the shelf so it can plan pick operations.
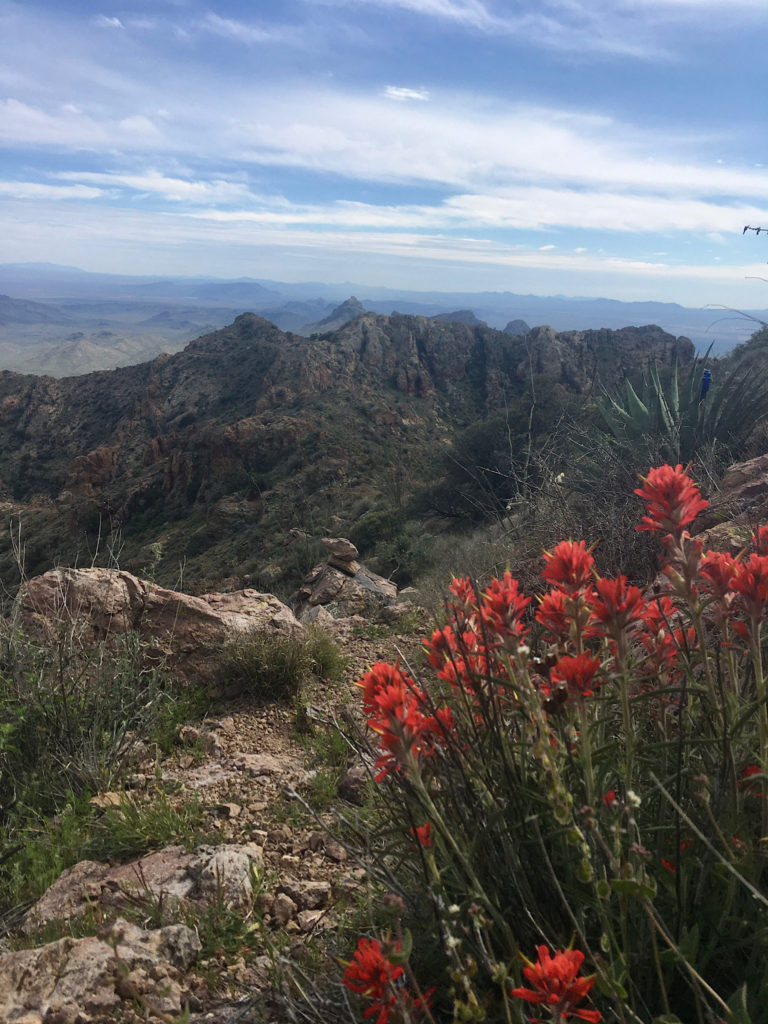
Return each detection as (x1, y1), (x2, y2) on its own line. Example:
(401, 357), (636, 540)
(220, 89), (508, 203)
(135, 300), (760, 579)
(692, 608), (718, 716)
(579, 701), (595, 809)
(409, 771), (517, 950)
(614, 634), (634, 789)
(749, 618), (768, 835)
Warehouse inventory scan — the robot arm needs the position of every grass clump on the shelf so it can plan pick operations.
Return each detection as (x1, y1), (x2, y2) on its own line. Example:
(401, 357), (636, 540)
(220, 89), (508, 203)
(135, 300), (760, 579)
(216, 627), (345, 702)
(0, 627), (212, 918)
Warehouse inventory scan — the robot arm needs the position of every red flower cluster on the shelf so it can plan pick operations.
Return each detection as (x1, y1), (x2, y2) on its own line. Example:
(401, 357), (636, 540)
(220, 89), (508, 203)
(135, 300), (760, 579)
(510, 945), (602, 1022)
(342, 936), (433, 1024)
(550, 653), (603, 699)
(357, 662), (453, 780)
(634, 463), (709, 539)
(343, 936), (404, 1024)
(542, 540), (595, 593)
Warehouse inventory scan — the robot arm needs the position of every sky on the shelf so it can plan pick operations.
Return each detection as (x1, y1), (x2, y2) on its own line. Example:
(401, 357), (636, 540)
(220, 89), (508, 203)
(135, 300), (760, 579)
(2, 0), (768, 307)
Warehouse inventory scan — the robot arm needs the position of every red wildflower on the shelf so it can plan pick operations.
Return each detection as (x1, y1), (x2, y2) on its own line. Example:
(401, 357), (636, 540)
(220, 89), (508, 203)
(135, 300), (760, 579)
(480, 571), (531, 637)
(699, 550), (738, 599)
(731, 553), (768, 624)
(536, 588), (570, 638)
(661, 857), (677, 875)
(342, 937), (404, 1024)
(425, 625), (458, 669)
(603, 790), (619, 809)
(411, 823), (432, 847)
(635, 464), (709, 538)
(542, 540), (595, 593)
(511, 945), (602, 1022)
(550, 653), (603, 699)
(447, 575), (477, 624)
(590, 576), (646, 637)
(357, 662), (417, 717)
(753, 525), (768, 556)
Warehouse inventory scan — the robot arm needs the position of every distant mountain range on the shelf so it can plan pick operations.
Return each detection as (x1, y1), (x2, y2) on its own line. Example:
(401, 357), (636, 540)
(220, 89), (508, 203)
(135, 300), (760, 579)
(0, 264), (764, 377)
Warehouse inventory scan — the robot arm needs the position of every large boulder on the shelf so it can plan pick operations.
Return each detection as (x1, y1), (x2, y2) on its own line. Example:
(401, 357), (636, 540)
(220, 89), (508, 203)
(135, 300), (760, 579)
(0, 919), (200, 1023)
(15, 567), (301, 681)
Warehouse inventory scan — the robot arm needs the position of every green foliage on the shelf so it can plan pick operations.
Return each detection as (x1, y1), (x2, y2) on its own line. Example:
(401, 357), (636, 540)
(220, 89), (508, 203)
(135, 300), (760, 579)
(597, 351), (768, 465)
(0, 797), (97, 910)
(326, 468), (768, 1024)
(304, 626), (348, 684)
(87, 789), (207, 861)
(215, 626), (345, 702)
(0, 630), (188, 815)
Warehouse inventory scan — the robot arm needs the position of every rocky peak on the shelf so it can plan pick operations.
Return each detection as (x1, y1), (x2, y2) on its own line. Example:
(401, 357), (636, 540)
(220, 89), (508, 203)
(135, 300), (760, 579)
(503, 318), (531, 336)
(431, 309), (484, 326)
(314, 296), (367, 329)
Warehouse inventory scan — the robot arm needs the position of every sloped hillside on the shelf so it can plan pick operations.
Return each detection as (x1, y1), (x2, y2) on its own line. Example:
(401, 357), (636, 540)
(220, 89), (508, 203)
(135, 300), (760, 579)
(0, 313), (692, 590)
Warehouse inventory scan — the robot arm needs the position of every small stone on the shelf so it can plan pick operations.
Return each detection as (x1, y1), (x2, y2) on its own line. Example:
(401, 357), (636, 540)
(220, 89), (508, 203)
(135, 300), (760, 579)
(89, 792), (123, 810)
(338, 765), (368, 805)
(271, 893), (297, 925)
(324, 840), (348, 863)
(297, 910), (324, 933)
(217, 802), (242, 819)
(307, 832), (325, 852)
(281, 880), (331, 910)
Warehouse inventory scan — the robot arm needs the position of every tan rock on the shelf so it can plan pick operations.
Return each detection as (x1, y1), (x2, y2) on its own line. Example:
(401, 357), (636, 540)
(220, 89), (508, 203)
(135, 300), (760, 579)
(272, 893), (297, 925)
(25, 845), (263, 932)
(0, 920), (200, 1023)
(320, 537), (359, 562)
(15, 568), (302, 683)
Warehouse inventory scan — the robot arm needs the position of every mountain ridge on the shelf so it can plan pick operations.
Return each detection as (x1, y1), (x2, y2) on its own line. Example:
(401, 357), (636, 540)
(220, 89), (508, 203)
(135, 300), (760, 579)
(0, 312), (694, 591)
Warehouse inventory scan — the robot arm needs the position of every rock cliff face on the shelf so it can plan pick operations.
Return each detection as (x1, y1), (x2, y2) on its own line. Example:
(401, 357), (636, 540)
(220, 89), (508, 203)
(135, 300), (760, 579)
(0, 312), (692, 588)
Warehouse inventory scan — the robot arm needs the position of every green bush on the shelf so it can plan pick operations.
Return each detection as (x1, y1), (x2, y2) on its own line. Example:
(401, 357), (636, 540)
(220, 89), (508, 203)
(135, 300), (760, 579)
(215, 626), (345, 701)
(322, 464), (768, 1024)
(0, 631), (187, 815)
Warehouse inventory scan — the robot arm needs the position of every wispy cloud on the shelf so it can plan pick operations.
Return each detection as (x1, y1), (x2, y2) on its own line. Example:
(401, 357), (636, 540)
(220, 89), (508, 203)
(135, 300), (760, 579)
(94, 15), (123, 29)
(384, 86), (430, 101)
(56, 169), (255, 204)
(0, 181), (104, 200)
(198, 12), (306, 47)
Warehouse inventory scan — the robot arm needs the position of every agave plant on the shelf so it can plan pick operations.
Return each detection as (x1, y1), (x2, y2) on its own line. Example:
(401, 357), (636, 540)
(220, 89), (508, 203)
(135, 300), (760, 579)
(596, 348), (768, 464)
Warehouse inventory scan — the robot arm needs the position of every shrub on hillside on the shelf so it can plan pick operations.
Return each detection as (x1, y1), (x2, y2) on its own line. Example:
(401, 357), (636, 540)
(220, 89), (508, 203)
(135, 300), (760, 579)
(215, 626), (345, 701)
(322, 464), (768, 1024)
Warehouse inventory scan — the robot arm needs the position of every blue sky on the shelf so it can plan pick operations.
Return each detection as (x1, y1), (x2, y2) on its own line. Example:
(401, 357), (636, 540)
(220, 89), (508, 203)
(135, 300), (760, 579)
(2, 0), (768, 305)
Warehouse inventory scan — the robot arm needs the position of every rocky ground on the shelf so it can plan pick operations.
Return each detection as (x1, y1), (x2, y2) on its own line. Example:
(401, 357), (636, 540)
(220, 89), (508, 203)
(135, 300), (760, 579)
(0, 611), (427, 1024)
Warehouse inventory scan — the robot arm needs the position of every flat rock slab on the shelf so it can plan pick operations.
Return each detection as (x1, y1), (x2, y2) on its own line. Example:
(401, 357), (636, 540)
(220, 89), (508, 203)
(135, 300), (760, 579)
(0, 920), (200, 1023)
(24, 843), (264, 933)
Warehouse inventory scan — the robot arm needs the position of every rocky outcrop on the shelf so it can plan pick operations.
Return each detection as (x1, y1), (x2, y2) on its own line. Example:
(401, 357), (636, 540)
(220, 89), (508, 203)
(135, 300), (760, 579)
(697, 453), (768, 553)
(16, 567), (301, 680)
(24, 844), (264, 933)
(0, 919), (201, 1023)
(431, 309), (484, 326)
(292, 538), (398, 620)
(0, 312), (697, 591)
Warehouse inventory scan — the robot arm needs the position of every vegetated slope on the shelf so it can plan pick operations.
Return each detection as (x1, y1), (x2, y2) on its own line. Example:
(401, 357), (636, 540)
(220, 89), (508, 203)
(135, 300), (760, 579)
(0, 313), (692, 591)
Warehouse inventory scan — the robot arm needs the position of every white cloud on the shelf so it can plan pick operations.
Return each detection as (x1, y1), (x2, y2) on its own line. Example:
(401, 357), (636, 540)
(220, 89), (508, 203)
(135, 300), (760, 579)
(118, 115), (163, 140)
(384, 86), (430, 101)
(95, 15), (124, 29)
(0, 181), (104, 200)
(198, 12), (302, 46)
(56, 169), (255, 204)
